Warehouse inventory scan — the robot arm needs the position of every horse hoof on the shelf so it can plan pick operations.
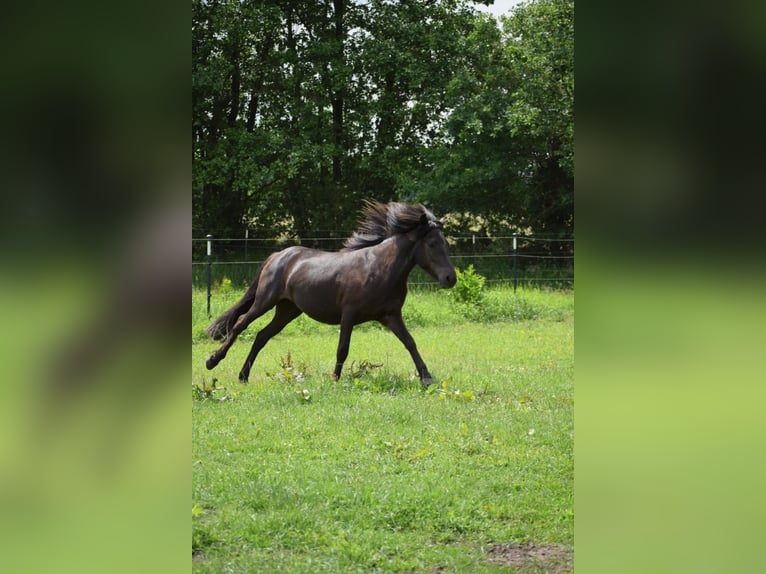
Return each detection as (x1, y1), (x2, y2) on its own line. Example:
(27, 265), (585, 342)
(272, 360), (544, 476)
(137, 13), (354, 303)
(421, 377), (434, 387)
(206, 356), (218, 370)
(238, 374), (249, 384)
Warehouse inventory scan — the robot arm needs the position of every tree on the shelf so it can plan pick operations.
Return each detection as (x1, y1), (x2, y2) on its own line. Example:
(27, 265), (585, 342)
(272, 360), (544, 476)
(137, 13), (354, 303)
(417, 0), (574, 240)
(503, 0), (574, 238)
(192, 0), (574, 244)
(193, 0), (284, 240)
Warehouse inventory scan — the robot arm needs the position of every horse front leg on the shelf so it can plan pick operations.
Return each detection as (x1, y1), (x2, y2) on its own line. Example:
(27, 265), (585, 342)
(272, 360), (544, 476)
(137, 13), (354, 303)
(332, 314), (356, 381)
(382, 312), (434, 386)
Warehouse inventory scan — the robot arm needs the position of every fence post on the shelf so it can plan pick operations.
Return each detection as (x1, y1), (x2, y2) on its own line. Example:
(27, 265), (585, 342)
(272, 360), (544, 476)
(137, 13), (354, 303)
(206, 234), (213, 318)
(512, 233), (518, 294)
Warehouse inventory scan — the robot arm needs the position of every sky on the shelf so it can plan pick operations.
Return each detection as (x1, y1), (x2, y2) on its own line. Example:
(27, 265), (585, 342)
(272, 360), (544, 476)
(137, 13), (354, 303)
(474, 0), (525, 19)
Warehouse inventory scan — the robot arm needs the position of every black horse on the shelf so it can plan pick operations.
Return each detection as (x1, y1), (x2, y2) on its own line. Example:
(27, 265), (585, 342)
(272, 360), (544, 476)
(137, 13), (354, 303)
(206, 201), (456, 385)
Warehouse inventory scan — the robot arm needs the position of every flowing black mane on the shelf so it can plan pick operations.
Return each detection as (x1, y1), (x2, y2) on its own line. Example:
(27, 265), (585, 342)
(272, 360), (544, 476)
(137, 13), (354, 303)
(343, 201), (441, 251)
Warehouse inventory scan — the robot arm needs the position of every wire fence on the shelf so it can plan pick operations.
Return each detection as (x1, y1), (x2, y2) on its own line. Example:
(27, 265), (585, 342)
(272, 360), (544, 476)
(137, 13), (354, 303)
(192, 233), (574, 292)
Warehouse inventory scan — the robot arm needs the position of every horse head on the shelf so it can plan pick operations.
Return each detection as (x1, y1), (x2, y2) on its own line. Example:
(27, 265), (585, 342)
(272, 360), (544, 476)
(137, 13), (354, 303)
(414, 213), (456, 289)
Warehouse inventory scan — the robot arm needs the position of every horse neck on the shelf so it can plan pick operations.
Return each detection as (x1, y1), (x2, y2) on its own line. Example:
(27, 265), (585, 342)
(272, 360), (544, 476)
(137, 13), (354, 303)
(373, 234), (419, 284)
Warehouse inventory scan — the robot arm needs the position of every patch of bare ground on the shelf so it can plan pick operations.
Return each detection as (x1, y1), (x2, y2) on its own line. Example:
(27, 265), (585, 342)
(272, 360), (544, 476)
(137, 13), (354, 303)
(486, 543), (573, 573)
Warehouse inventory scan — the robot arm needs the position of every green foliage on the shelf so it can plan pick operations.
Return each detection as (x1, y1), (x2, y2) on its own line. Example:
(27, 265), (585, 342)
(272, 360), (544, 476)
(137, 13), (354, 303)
(418, 0), (574, 238)
(266, 351), (313, 402)
(217, 276), (232, 294)
(193, 0), (574, 241)
(192, 378), (233, 403)
(347, 359), (384, 380)
(427, 378), (477, 402)
(451, 264), (486, 305)
(267, 351), (307, 385)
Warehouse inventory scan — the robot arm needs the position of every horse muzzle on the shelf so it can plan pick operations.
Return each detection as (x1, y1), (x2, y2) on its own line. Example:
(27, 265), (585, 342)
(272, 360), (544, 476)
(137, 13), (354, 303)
(439, 272), (457, 288)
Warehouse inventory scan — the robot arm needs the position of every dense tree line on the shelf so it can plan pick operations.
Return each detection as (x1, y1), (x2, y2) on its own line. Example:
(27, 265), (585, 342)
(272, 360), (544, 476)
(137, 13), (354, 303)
(193, 0), (573, 249)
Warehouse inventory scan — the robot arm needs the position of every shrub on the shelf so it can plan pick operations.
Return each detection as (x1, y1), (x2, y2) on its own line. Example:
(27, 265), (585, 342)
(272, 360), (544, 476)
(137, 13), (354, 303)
(451, 265), (486, 305)
(218, 276), (233, 294)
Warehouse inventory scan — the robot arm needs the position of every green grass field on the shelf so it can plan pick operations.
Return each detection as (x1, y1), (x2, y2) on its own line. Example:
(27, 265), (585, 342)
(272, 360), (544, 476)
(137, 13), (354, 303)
(192, 286), (573, 572)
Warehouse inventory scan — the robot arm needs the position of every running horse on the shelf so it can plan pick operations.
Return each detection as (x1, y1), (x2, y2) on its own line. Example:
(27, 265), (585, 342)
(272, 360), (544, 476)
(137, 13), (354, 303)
(205, 201), (456, 385)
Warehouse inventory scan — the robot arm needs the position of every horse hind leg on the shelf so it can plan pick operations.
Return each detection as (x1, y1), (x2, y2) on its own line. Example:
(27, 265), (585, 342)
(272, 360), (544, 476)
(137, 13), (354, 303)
(238, 301), (302, 383)
(206, 292), (279, 371)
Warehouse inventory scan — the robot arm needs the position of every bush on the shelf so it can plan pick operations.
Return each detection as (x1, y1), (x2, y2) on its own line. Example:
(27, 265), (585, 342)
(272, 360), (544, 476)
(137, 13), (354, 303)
(451, 265), (486, 305)
(218, 276), (233, 294)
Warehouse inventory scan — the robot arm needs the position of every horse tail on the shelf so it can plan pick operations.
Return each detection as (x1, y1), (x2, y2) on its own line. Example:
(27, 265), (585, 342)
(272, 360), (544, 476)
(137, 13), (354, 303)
(206, 263), (264, 341)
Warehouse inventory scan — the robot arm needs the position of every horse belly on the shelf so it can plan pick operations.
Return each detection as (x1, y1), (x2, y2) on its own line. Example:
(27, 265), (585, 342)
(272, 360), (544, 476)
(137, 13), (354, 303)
(286, 276), (342, 324)
(298, 304), (340, 325)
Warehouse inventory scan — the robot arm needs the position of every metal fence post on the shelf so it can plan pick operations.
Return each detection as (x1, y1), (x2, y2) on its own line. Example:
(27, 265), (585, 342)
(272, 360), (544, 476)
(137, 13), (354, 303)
(512, 233), (518, 294)
(206, 234), (213, 318)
